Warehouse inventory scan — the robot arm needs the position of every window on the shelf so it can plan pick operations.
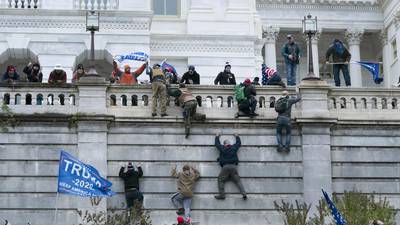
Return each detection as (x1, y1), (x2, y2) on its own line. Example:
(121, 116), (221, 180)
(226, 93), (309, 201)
(153, 0), (179, 16)
(392, 39), (397, 60)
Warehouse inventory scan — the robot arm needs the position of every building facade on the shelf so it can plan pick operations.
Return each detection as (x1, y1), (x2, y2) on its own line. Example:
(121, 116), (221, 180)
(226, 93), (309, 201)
(0, 0), (398, 86)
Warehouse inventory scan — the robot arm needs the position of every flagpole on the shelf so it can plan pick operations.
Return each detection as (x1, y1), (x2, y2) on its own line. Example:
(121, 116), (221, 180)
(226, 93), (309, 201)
(327, 61), (383, 65)
(53, 191), (60, 225)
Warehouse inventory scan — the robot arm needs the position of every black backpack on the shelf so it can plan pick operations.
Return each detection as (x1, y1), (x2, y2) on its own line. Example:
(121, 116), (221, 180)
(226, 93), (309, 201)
(275, 97), (289, 113)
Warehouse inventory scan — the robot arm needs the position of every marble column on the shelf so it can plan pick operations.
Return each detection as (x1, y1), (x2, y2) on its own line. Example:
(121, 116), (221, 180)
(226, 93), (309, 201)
(262, 25), (279, 70)
(345, 29), (364, 87)
(305, 30), (321, 78)
(381, 30), (391, 87)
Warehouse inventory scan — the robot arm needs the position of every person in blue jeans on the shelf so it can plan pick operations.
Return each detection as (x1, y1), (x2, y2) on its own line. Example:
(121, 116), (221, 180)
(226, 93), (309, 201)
(281, 35), (300, 86)
(326, 39), (352, 86)
(276, 90), (301, 153)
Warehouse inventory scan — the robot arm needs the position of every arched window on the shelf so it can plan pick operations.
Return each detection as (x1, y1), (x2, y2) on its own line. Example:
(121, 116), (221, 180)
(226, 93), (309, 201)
(269, 96), (276, 108)
(36, 94), (43, 105)
(227, 96), (234, 108)
(142, 95), (149, 106)
(47, 94), (54, 105)
(3, 93), (10, 105)
(259, 97), (265, 108)
(69, 95), (76, 105)
(58, 94), (65, 106)
(217, 96), (223, 108)
(196, 96), (202, 107)
(110, 95), (117, 106)
(121, 95), (127, 106)
(15, 94), (21, 105)
(131, 95), (138, 106)
(206, 96), (213, 108)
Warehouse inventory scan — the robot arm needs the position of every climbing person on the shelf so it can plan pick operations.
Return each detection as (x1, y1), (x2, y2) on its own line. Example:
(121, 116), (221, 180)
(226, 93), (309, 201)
(214, 133), (247, 200)
(171, 164), (200, 224)
(119, 162), (144, 208)
(275, 90), (301, 153)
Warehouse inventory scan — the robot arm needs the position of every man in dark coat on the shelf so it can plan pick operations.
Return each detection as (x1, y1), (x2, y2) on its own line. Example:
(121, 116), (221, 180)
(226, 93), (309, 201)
(326, 38), (352, 86)
(238, 79), (258, 117)
(119, 162), (144, 208)
(180, 65), (200, 84)
(214, 133), (247, 200)
(23, 62), (43, 82)
(214, 63), (236, 85)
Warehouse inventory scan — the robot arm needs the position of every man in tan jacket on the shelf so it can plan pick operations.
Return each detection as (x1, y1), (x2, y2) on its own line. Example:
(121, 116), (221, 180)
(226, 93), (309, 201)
(171, 164), (200, 224)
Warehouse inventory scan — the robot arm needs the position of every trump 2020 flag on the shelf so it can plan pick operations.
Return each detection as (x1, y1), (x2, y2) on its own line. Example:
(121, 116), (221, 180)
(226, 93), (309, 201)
(322, 189), (347, 225)
(356, 61), (383, 84)
(57, 151), (115, 197)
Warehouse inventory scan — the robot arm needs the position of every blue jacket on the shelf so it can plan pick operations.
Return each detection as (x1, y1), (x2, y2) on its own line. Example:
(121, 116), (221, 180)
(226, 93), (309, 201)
(215, 136), (241, 167)
(281, 43), (301, 64)
(2, 72), (20, 82)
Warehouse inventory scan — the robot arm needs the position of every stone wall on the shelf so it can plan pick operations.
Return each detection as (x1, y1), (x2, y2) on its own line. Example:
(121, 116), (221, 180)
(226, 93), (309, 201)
(1, 78), (400, 225)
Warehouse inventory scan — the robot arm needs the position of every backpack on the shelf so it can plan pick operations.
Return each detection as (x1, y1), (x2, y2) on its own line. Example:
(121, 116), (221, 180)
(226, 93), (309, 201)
(234, 84), (246, 102)
(275, 97), (289, 113)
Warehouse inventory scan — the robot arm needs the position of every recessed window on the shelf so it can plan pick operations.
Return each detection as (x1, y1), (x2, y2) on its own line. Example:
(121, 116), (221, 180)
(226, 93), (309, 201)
(392, 39), (397, 60)
(153, 0), (179, 16)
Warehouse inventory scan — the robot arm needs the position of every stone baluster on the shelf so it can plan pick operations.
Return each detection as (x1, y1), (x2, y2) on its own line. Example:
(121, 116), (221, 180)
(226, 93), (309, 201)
(345, 29), (364, 87)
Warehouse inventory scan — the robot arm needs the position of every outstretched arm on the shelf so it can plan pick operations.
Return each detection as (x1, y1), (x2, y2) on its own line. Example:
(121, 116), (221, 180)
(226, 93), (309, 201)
(215, 133), (224, 152)
(232, 134), (241, 150)
(133, 63), (147, 78)
(119, 167), (126, 178)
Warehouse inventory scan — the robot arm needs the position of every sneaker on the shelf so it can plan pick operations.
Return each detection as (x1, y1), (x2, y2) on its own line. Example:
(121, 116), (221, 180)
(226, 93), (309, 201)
(161, 113), (168, 117)
(151, 113), (157, 117)
(250, 112), (259, 116)
(214, 194), (226, 200)
(284, 146), (291, 153)
(277, 146), (284, 152)
(176, 208), (185, 216)
(185, 217), (192, 224)
(242, 194), (247, 200)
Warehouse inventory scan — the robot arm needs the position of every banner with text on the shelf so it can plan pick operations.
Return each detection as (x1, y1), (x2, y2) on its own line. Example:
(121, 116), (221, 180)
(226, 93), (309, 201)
(57, 151), (115, 197)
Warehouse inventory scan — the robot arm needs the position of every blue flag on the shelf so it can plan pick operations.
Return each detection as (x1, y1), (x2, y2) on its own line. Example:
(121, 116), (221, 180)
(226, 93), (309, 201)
(161, 60), (177, 75)
(356, 61), (383, 84)
(57, 151), (115, 197)
(322, 189), (347, 225)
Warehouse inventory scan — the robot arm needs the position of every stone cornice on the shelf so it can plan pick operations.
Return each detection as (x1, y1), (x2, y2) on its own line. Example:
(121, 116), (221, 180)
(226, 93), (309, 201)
(150, 38), (255, 55)
(345, 28), (364, 45)
(262, 25), (280, 44)
(256, 2), (381, 12)
(0, 9), (151, 31)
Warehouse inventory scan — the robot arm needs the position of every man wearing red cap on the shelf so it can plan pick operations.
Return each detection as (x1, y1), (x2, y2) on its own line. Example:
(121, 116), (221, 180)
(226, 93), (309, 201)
(237, 79), (258, 117)
(2, 66), (20, 83)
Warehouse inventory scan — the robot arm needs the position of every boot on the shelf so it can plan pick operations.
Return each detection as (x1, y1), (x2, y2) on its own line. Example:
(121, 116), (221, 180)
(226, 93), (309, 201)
(214, 194), (225, 200)
(176, 207), (185, 216)
(151, 112), (157, 117)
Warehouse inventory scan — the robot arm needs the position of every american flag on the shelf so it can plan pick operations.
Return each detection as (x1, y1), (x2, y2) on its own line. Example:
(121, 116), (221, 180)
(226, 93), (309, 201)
(322, 189), (348, 225)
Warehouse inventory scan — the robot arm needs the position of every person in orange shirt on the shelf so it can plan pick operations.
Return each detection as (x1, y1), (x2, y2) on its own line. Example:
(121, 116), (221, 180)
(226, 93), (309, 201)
(110, 60), (147, 85)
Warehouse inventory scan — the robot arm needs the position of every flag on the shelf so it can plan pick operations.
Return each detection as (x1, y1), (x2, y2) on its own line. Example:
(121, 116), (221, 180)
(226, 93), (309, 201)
(114, 52), (149, 63)
(57, 150), (115, 197)
(322, 189), (347, 225)
(161, 60), (177, 75)
(356, 61), (383, 84)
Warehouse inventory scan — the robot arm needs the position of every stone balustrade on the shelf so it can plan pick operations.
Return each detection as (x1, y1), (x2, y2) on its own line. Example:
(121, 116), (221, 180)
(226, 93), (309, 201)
(73, 0), (118, 10)
(2, 81), (400, 122)
(2, 0), (40, 8)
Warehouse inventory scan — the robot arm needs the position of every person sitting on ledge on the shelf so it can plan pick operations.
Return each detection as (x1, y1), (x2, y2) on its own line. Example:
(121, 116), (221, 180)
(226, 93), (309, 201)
(214, 133), (247, 200)
(214, 62), (236, 85)
(168, 83), (206, 138)
(110, 60), (147, 85)
(48, 64), (67, 84)
(71, 64), (86, 83)
(2, 65), (20, 83)
(235, 79), (258, 118)
(23, 62), (43, 83)
(275, 90), (301, 153)
(261, 64), (286, 88)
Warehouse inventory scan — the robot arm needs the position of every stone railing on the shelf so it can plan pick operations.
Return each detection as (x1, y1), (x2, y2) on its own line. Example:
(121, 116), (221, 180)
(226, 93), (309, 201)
(0, 83), (78, 115)
(73, 0), (118, 10)
(2, 80), (400, 122)
(1, 0), (40, 8)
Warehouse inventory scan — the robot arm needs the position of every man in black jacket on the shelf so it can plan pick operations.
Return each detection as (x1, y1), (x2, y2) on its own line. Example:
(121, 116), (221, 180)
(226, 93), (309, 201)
(181, 65), (200, 84)
(214, 63), (236, 85)
(325, 39), (352, 86)
(119, 162), (143, 208)
(214, 133), (247, 200)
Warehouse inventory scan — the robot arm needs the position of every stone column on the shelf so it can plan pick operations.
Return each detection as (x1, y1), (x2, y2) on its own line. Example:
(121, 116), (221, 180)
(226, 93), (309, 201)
(345, 29), (364, 87)
(262, 25), (279, 70)
(381, 30), (392, 88)
(305, 31), (321, 78)
(299, 79), (335, 214)
(254, 38), (264, 76)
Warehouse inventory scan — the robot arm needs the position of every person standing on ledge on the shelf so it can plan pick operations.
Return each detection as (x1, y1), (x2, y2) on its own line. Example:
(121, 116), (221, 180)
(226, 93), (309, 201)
(181, 65), (200, 84)
(275, 90), (301, 153)
(214, 62), (236, 85)
(119, 162), (144, 209)
(281, 35), (300, 86)
(325, 38), (352, 87)
(214, 133), (247, 200)
(110, 60), (147, 85)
